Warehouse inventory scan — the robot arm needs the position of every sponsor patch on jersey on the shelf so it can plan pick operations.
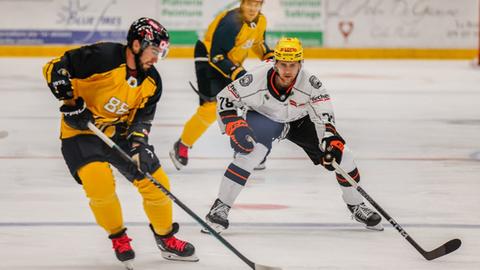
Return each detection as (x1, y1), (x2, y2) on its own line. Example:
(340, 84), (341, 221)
(242, 39), (254, 48)
(311, 93), (330, 103)
(212, 54), (224, 63)
(239, 74), (253, 87)
(289, 99), (306, 107)
(309, 75), (322, 89)
(227, 84), (239, 98)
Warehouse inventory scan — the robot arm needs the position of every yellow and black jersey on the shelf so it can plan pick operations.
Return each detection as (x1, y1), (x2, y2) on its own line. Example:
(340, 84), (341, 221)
(43, 42), (162, 139)
(203, 8), (274, 80)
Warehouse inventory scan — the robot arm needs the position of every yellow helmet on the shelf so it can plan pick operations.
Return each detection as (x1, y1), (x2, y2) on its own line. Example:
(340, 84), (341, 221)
(274, 37), (303, 62)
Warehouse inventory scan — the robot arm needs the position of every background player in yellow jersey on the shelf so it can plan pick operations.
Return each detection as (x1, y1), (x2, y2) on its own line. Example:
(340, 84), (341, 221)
(42, 18), (198, 268)
(170, 0), (274, 170)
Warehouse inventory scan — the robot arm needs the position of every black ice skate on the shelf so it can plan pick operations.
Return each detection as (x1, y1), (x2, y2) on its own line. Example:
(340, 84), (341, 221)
(109, 228), (135, 270)
(150, 223), (198, 262)
(202, 198), (231, 234)
(348, 203), (384, 231)
(169, 139), (189, 170)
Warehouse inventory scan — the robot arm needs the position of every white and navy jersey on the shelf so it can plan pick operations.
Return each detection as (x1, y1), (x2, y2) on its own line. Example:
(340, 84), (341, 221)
(216, 62), (336, 141)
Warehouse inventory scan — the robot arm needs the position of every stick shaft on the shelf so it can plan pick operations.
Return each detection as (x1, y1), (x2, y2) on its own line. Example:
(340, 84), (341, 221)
(332, 162), (428, 257)
(87, 122), (257, 269)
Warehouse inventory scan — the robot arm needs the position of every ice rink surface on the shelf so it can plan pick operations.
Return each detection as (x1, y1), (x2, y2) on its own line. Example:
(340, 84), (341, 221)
(0, 57), (479, 270)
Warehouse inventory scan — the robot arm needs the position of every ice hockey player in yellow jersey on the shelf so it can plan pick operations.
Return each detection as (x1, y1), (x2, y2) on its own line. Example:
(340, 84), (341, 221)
(42, 17), (198, 269)
(170, 0), (274, 171)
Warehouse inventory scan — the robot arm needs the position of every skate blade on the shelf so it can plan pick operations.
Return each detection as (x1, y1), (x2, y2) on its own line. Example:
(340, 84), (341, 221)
(162, 252), (199, 262)
(253, 163), (266, 170)
(366, 223), (384, 231)
(200, 227), (226, 234)
(169, 150), (184, 171)
(122, 260), (134, 270)
(200, 222), (227, 235)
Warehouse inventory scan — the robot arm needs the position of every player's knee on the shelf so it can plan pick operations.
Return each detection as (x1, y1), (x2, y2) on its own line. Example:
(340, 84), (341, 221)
(233, 143), (269, 171)
(338, 146), (356, 172)
(77, 162), (116, 200)
(137, 180), (170, 203)
(134, 168), (171, 199)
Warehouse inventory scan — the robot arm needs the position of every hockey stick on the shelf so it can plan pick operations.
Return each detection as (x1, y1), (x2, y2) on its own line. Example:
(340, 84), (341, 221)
(332, 161), (461, 260)
(87, 122), (281, 270)
(188, 81), (216, 102)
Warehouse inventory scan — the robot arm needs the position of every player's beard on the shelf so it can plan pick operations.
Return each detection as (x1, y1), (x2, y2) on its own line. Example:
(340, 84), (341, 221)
(134, 51), (149, 76)
(277, 74), (295, 88)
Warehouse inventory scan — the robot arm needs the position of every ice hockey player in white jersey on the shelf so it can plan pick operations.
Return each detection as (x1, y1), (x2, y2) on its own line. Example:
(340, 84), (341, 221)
(203, 37), (383, 232)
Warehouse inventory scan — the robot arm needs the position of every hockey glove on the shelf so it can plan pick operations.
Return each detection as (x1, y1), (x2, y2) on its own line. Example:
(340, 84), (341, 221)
(127, 124), (150, 146)
(129, 144), (160, 179)
(321, 134), (345, 171)
(59, 97), (93, 130)
(224, 117), (256, 154)
(48, 68), (74, 100)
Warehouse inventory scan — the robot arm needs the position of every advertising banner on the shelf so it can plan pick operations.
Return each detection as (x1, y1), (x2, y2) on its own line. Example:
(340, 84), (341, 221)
(0, 0), (476, 51)
(0, 0), (156, 45)
(0, 0), (325, 46)
(325, 0), (478, 48)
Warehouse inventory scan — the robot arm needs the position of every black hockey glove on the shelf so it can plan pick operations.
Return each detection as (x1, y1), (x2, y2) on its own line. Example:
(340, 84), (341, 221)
(222, 111), (256, 154)
(129, 144), (160, 179)
(127, 124), (150, 146)
(48, 68), (74, 100)
(321, 134), (345, 171)
(59, 97), (93, 130)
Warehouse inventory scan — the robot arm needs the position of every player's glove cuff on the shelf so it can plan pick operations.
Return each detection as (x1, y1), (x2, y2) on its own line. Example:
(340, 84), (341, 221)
(59, 97), (93, 130)
(230, 67), (246, 81)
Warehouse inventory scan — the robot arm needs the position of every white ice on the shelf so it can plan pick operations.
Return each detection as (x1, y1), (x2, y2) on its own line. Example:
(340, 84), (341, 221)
(0, 57), (479, 270)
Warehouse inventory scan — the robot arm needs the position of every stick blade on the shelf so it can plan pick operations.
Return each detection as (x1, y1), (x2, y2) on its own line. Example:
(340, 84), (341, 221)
(424, 238), (462, 261)
(254, 263), (282, 270)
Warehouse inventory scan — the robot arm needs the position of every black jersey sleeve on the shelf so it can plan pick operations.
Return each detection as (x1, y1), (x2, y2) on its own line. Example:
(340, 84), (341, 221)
(43, 43), (125, 99)
(63, 43), (125, 79)
(209, 9), (243, 80)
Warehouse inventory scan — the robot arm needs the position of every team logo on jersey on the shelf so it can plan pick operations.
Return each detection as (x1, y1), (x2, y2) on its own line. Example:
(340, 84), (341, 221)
(239, 74), (253, 86)
(242, 39), (254, 49)
(227, 84), (239, 98)
(127, 76), (138, 88)
(311, 93), (330, 103)
(309, 75), (322, 89)
(212, 54), (224, 63)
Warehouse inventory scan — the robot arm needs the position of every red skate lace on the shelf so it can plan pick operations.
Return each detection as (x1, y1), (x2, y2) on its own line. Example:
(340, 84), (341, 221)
(163, 236), (187, 251)
(112, 235), (133, 253)
(178, 142), (188, 158)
